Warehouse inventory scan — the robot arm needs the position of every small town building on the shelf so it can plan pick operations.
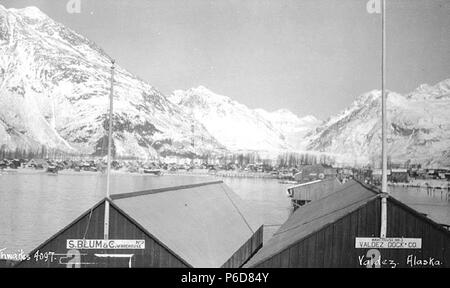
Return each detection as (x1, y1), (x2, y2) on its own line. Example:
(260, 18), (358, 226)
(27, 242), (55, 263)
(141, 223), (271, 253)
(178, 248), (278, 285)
(389, 168), (409, 183)
(26, 159), (48, 169)
(245, 180), (450, 268)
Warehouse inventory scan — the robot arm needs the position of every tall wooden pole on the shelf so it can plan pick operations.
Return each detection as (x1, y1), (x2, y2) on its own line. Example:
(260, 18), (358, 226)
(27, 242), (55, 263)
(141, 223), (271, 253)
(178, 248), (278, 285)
(104, 59), (115, 240)
(380, 0), (388, 238)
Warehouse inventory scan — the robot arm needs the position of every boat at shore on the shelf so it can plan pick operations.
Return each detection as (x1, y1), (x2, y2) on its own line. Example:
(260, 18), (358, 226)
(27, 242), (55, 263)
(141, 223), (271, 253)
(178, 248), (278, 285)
(143, 169), (162, 175)
(46, 166), (58, 175)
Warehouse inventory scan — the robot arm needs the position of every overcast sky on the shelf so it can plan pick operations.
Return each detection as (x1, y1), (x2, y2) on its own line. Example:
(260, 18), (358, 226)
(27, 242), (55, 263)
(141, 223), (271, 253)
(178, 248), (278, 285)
(3, 0), (450, 119)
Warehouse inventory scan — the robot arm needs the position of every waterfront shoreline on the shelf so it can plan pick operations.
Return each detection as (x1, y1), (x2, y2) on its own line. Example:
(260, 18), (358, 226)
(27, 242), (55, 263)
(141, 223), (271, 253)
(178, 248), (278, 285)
(389, 179), (450, 189)
(0, 167), (282, 179)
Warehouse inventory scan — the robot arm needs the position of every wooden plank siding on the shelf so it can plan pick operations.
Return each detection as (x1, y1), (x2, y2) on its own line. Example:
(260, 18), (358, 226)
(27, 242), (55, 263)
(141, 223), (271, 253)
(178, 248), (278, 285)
(16, 200), (189, 268)
(380, 198), (450, 268)
(251, 198), (450, 268)
(221, 225), (264, 268)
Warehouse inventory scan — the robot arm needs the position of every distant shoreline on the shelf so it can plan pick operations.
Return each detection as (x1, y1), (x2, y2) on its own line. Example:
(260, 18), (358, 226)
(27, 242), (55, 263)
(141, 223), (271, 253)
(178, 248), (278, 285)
(389, 179), (450, 189)
(0, 167), (279, 180)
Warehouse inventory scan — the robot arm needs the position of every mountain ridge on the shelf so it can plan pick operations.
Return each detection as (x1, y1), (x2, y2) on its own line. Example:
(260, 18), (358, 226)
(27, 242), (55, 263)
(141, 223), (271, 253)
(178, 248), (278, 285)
(1, 5), (449, 167)
(305, 78), (450, 167)
(0, 5), (225, 159)
(169, 86), (320, 152)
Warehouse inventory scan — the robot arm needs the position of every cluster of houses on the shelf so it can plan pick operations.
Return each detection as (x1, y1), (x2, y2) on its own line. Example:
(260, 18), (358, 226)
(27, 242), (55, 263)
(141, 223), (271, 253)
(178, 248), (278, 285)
(0, 158), (104, 173)
(290, 164), (450, 185)
(0, 157), (327, 180)
(1, 157), (449, 184)
(362, 167), (450, 185)
(0, 158), (183, 174)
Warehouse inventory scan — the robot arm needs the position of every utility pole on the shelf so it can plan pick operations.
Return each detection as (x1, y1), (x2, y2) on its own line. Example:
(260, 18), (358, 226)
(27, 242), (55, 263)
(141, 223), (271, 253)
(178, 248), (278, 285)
(191, 123), (195, 167)
(380, 0), (388, 238)
(104, 59), (115, 240)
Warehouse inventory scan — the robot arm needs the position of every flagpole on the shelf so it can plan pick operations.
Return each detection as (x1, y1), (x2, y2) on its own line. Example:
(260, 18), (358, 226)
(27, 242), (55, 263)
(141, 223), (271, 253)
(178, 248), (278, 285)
(380, 0), (388, 238)
(104, 59), (115, 240)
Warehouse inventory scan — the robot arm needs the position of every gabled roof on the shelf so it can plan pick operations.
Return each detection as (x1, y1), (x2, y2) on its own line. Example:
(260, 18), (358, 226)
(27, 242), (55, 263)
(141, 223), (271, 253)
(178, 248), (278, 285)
(13, 197), (192, 268)
(245, 179), (450, 267)
(26, 158), (47, 165)
(244, 180), (380, 267)
(14, 180), (262, 268)
(111, 180), (262, 268)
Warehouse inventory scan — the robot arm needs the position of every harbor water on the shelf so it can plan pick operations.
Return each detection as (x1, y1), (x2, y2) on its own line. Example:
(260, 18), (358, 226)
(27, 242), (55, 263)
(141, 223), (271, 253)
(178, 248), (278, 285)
(0, 171), (293, 255)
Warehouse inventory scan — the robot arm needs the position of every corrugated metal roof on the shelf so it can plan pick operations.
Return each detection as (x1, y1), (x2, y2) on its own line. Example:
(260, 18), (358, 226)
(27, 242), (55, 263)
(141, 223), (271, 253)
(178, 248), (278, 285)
(112, 181), (262, 268)
(244, 180), (379, 267)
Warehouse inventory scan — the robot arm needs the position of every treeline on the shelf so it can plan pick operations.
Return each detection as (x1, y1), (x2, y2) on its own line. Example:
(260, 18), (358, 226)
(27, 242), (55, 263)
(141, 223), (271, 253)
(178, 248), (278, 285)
(277, 152), (335, 168)
(198, 151), (336, 168)
(222, 152), (266, 167)
(0, 145), (81, 160)
(1, 144), (336, 168)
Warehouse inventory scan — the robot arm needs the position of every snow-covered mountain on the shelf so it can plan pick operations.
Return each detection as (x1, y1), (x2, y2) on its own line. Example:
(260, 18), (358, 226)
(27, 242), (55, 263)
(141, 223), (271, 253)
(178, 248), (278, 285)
(254, 108), (321, 150)
(169, 86), (319, 152)
(305, 79), (450, 167)
(1, 5), (449, 166)
(0, 5), (224, 158)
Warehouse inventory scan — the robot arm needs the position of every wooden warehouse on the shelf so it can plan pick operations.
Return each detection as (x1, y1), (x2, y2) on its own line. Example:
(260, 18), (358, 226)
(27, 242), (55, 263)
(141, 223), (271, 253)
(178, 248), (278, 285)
(15, 181), (263, 268)
(245, 180), (450, 268)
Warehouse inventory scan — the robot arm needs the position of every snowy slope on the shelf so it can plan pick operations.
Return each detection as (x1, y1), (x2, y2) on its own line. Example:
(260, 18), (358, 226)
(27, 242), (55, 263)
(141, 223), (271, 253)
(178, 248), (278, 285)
(170, 86), (319, 152)
(2, 5), (449, 165)
(305, 79), (450, 167)
(0, 5), (223, 158)
(254, 108), (321, 150)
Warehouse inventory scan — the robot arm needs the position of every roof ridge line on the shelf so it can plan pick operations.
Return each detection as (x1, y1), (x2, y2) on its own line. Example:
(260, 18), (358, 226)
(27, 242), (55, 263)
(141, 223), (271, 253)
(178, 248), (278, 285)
(274, 194), (378, 236)
(221, 185), (255, 233)
(353, 178), (382, 194)
(110, 180), (224, 200)
(309, 179), (380, 204)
